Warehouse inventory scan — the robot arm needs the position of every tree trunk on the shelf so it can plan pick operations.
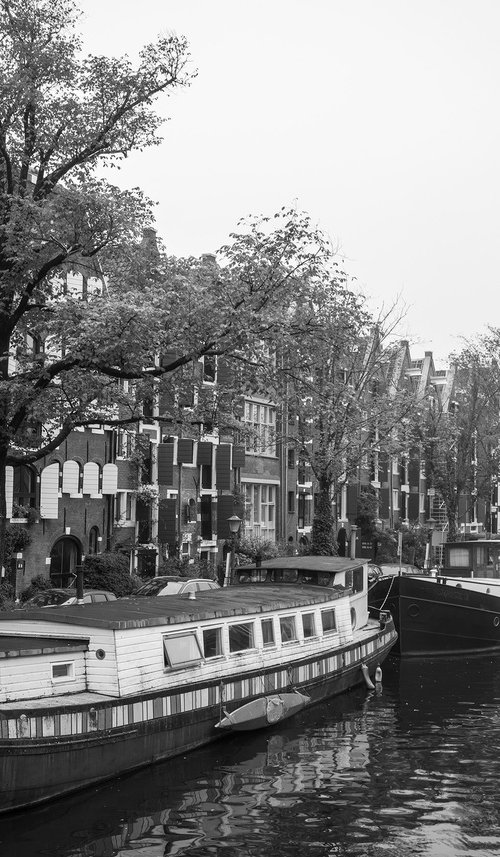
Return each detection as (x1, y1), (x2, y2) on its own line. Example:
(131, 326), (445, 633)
(310, 476), (337, 555)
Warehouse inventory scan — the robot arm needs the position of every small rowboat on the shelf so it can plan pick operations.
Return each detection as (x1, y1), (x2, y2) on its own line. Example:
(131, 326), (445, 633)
(215, 690), (311, 731)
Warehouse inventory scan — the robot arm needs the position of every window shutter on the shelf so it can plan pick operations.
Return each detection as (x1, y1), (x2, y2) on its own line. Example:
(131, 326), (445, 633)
(158, 443), (175, 485)
(177, 438), (194, 464)
(232, 445), (246, 468)
(62, 460), (80, 495)
(346, 484), (358, 517)
(83, 462), (100, 497)
(216, 444), (231, 490)
(40, 463), (60, 519)
(217, 494), (238, 539)
(102, 463), (118, 495)
(5, 466), (13, 519)
(197, 441), (213, 465)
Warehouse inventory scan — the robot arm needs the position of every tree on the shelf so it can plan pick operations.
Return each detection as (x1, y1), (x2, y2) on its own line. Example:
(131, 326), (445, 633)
(0, 2), (337, 569)
(274, 291), (417, 555)
(416, 335), (500, 539)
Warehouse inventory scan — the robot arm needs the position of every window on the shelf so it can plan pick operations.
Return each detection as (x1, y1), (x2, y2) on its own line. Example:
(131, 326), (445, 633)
(203, 627), (223, 658)
(202, 355), (217, 383)
(244, 483), (276, 541)
(280, 616), (297, 643)
(321, 609), (337, 634)
(419, 493), (426, 514)
(352, 567), (364, 593)
(243, 401), (276, 456)
(12, 465), (36, 513)
(261, 618), (275, 647)
(302, 613), (316, 638)
(297, 493), (312, 528)
(287, 491), (295, 513)
(392, 489), (399, 510)
(229, 622), (255, 653)
(163, 632), (203, 668)
(51, 662), (74, 682)
(88, 526), (99, 555)
(287, 448), (295, 468)
(448, 548), (470, 568)
(117, 431), (132, 458)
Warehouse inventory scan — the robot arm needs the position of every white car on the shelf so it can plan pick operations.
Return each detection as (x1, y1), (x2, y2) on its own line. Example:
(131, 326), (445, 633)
(133, 576), (220, 597)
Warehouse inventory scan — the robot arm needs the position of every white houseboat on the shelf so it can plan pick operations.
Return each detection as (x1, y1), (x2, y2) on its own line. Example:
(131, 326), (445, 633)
(0, 556), (396, 814)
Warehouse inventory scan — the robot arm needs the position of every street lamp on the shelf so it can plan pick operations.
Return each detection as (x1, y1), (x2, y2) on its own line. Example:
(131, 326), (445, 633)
(224, 515), (242, 586)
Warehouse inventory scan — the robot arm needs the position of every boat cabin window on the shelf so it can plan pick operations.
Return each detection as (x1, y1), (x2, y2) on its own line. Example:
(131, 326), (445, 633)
(238, 570), (269, 583)
(261, 617), (275, 647)
(345, 567), (364, 593)
(163, 632), (203, 669)
(229, 622), (255, 653)
(203, 627), (223, 658)
(302, 612), (316, 638)
(51, 662), (75, 682)
(280, 615), (298, 643)
(447, 547), (470, 568)
(321, 608), (337, 634)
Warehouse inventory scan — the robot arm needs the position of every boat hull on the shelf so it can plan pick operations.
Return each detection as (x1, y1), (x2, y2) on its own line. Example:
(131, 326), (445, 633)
(369, 575), (500, 657)
(0, 617), (395, 814)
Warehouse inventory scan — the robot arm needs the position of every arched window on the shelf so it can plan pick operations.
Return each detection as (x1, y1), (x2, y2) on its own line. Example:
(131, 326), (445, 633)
(88, 526), (100, 555)
(12, 465), (37, 516)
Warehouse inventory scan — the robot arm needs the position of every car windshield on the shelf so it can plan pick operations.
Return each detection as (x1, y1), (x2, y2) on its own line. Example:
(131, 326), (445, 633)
(135, 579), (182, 596)
(30, 591), (70, 606)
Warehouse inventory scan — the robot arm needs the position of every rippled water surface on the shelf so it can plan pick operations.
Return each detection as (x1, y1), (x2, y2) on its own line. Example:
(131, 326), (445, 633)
(2, 655), (500, 857)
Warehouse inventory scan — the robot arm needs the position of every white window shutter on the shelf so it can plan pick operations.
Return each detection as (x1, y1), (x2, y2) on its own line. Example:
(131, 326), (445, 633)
(5, 466), (13, 519)
(40, 463), (60, 519)
(102, 463), (118, 495)
(83, 462), (100, 497)
(62, 460), (80, 495)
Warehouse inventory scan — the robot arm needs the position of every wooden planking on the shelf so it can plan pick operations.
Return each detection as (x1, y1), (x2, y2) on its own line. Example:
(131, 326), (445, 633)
(0, 652), (87, 703)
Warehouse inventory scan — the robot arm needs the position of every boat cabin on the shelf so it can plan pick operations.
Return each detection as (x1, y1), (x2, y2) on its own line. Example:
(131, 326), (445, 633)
(442, 539), (500, 578)
(232, 556), (365, 593)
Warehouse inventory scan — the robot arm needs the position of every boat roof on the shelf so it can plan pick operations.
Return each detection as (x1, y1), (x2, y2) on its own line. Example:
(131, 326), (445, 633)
(237, 556), (364, 571)
(0, 585), (345, 632)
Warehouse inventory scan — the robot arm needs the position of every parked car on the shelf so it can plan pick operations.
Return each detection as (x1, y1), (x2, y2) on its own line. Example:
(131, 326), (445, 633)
(23, 588), (117, 608)
(132, 576), (220, 597)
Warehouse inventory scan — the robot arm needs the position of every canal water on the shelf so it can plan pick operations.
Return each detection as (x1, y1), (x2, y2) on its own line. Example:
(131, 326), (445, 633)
(2, 654), (500, 857)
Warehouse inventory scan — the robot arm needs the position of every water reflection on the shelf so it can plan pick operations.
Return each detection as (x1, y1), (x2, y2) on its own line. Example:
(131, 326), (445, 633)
(2, 656), (500, 856)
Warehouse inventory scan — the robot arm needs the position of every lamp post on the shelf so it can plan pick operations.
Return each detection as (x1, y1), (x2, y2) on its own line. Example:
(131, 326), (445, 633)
(224, 515), (242, 587)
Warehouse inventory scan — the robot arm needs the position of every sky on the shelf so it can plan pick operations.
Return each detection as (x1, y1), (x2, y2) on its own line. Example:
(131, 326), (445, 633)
(78, 0), (500, 364)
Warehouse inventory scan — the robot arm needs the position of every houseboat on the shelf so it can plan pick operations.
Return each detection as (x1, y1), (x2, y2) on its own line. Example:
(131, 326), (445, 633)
(0, 556), (396, 814)
(368, 539), (500, 657)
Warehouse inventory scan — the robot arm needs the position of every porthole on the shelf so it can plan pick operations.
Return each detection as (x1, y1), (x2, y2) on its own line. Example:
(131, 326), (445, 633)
(95, 649), (106, 660)
(407, 604), (420, 619)
(494, 617), (500, 628)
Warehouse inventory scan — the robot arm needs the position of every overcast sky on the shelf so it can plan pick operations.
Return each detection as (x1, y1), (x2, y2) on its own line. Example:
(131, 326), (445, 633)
(79, 0), (500, 364)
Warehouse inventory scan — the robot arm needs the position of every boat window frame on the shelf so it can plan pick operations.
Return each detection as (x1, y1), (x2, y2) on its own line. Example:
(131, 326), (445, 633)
(228, 621), (256, 654)
(163, 631), (203, 670)
(279, 614), (298, 644)
(321, 608), (337, 635)
(51, 661), (75, 683)
(261, 617), (276, 647)
(202, 625), (224, 659)
(301, 611), (317, 639)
